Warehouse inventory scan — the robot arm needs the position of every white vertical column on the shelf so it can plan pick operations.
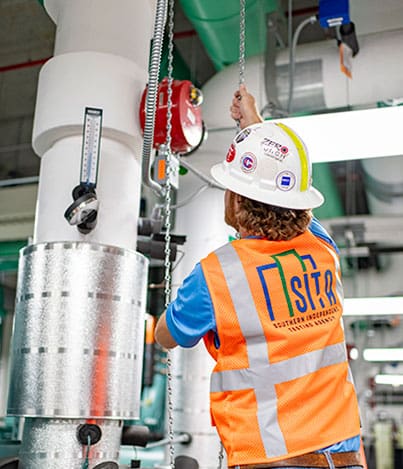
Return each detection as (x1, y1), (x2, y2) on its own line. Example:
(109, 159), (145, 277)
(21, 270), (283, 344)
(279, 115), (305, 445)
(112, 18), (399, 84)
(170, 169), (231, 469)
(33, 0), (156, 249)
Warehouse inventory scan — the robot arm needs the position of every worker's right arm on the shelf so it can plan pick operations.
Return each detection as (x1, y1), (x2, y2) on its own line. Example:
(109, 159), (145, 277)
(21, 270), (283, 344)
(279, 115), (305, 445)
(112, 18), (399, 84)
(230, 84), (264, 129)
(155, 313), (178, 349)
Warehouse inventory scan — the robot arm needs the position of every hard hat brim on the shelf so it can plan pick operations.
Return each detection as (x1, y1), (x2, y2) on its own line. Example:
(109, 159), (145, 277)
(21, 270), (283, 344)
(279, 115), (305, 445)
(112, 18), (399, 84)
(211, 162), (324, 210)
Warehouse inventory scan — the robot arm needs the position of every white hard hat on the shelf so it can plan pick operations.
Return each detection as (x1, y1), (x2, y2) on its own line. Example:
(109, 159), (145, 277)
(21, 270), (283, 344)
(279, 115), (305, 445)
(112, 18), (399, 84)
(211, 121), (324, 209)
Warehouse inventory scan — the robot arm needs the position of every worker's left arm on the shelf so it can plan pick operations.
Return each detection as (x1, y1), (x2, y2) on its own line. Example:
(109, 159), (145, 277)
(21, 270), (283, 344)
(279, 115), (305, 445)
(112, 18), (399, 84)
(155, 262), (216, 350)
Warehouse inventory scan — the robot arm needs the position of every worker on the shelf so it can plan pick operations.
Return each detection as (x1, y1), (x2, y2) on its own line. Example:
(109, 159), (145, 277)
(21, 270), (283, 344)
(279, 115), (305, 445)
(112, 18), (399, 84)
(155, 84), (363, 469)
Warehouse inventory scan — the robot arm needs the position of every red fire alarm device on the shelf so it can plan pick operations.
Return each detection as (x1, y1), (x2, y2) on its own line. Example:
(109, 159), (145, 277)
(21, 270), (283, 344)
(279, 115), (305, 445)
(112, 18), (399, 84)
(140, 78), (204, 154)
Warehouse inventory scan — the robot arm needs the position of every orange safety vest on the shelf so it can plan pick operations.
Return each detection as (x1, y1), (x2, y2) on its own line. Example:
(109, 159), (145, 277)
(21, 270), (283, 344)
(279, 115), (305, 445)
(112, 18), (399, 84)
(200, 232), (360, 466)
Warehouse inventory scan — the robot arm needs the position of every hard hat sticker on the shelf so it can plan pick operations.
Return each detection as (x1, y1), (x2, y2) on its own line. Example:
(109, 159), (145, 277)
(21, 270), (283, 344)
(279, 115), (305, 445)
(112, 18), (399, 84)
(276, 171), (295, 191)
(261, 137), (289, 161)
(226, 143), (236, 163)
(240, 153), (257, 173)
(235, 128), (251, 143)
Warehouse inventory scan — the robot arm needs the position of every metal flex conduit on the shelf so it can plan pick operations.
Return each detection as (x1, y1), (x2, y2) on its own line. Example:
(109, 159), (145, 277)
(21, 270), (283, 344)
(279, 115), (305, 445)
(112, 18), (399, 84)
(142, 0), (168, 197)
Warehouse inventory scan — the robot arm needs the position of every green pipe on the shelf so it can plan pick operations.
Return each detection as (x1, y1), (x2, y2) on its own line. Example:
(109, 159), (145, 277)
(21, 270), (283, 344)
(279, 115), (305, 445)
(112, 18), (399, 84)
(179, 0), (281, 70)
(0, 241), (27, 273)
(119, 445), (165, 467)
(158, 37), (193, 83)
(312, 163), (344, 220)
(139, 373), (166, 435)
(0, 287), (5, 319)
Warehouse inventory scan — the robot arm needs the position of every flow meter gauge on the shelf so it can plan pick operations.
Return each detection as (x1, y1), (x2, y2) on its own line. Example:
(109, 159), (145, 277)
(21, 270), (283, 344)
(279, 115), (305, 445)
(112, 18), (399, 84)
(64, 107), (103, 234)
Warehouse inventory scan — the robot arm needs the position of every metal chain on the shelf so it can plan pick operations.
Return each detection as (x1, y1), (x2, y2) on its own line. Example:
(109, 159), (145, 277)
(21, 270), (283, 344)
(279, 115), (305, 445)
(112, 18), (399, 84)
(216, 8), (246, 469)
(164, 1), (175, 469)
(217, 441), (225, 469)
(236, 0), (247, 130)
(239, 0), (246, 85)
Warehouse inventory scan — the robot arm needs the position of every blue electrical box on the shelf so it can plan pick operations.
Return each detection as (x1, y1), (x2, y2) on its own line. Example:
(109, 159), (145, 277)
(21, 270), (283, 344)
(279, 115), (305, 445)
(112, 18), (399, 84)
(318, 0), (350, 28)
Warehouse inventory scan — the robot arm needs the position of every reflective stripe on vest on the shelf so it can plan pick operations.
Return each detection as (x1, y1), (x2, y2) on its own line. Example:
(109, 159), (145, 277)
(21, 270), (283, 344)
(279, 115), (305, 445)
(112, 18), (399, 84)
(321, 241), (344, 307)
(210, 242), (348, 459)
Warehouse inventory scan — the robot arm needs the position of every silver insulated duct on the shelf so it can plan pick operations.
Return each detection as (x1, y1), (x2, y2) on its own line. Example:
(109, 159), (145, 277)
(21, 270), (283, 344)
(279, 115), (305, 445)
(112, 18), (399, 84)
(8, 242), (148, 468)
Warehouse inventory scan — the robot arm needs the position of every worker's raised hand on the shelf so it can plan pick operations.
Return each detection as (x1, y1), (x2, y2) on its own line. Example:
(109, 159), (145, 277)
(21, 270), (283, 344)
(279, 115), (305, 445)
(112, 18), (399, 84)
(230, 84), (263, 129)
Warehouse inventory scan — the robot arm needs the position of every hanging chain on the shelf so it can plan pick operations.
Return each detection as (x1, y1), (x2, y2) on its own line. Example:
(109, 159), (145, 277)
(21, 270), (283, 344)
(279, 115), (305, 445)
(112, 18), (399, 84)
(218, 7), (246, 468)
(164, 1), (176, 469)
(217, 441), (225, 469)
(239, 0), (246, 85)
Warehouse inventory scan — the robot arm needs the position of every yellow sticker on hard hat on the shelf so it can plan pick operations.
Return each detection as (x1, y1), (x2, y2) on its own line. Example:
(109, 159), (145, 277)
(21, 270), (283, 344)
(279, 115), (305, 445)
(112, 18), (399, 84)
(276, 123), (309, 192)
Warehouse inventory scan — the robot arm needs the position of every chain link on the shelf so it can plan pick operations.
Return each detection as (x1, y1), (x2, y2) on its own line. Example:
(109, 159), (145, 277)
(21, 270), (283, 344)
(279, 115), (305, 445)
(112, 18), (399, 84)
(217, 441), (225, 469)
(164, 1), (176, 469)
(239, 0), (246, 85)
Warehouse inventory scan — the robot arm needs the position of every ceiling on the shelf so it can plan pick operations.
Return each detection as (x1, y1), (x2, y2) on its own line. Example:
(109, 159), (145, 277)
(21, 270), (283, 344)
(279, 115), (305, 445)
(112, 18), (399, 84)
(0, 0), (350, 180)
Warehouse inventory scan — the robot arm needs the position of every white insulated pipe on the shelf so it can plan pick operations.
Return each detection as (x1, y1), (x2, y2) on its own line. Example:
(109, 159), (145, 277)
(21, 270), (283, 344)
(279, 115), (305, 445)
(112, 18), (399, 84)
(32, 52), (145, 248)
(33, 0), (156, 249)
(44, 0), (152, 62)
(374, 421), (394, 469)
(361, 155), (403, 215)
(170, 172), (231, 469)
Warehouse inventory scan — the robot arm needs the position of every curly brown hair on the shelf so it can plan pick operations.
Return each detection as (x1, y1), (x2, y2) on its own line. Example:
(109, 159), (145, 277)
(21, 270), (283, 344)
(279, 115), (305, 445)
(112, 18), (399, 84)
(234, 194), (312, 241)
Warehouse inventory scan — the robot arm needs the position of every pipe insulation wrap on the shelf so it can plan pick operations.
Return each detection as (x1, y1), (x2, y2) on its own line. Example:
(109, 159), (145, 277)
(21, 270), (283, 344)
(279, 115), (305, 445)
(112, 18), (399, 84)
(44, 0), (156, 65)
(8, 242), (149, 419)
(18, 418), (122, 469)
(34, 136), (141, 248)
(362, 155), (403, 215)
(32, 52), (146, 156)
(170, 345), (224, 469)
(172, 173), (230, 269)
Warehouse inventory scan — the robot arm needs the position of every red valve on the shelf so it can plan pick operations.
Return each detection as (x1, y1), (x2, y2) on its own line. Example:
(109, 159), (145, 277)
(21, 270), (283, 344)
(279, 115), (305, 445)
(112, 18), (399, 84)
(140, 78), (204, 154)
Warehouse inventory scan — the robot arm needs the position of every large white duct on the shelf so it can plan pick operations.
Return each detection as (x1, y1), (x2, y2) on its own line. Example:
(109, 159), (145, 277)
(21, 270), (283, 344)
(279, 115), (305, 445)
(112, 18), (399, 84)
(169, 171), (231, 469)
(202, 29), (403, 130)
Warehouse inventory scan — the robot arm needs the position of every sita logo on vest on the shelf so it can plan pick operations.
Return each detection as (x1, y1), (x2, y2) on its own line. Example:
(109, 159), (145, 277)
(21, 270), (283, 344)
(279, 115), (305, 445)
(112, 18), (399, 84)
(256, 249), (337, 321)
